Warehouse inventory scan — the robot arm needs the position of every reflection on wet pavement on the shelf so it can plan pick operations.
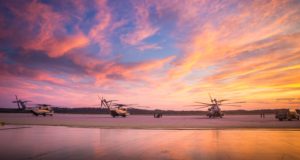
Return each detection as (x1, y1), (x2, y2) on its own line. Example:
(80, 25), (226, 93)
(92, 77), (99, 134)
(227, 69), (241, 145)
(0, 125), (300, 160)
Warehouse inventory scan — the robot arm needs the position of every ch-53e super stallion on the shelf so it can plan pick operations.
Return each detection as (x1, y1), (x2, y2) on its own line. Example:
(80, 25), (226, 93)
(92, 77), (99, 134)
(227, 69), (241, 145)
(12, 95), (54, 116)
(98, 96), (149, 117)
(99, 96), (130, 117)
(190, 94), (245, 118)
(275, 98), (300, 121)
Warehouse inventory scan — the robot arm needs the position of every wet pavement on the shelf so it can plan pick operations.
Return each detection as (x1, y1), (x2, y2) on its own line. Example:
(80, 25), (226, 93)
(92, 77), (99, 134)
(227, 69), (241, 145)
(0, 125), (300, 160)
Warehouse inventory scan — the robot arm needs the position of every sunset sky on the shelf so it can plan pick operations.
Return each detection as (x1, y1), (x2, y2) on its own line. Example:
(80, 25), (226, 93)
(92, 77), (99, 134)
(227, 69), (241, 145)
(0, 0), (299, 110)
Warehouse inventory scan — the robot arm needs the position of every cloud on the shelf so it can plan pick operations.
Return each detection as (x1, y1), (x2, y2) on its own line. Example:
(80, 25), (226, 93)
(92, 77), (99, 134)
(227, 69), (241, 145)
(88, 0), (112, 55)
(120, 1), (159, 46)
(168, 0), (300, 79)
(0, 0), (90, 58)
(0, 0), (299, 109)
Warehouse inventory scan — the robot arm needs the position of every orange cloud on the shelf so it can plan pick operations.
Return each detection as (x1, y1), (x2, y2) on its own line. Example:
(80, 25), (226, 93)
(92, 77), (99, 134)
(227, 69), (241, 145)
(168, 0), (300, 79)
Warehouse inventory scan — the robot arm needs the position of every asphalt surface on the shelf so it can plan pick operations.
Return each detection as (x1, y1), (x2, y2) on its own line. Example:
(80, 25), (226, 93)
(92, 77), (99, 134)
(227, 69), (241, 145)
(1, 113), (300, 129)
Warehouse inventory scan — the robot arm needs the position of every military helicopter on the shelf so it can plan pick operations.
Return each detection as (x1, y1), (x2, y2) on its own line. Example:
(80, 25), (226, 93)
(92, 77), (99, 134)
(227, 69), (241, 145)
(99, 96), (130, 117)
(191, 94), (245, 118)
(31, 104), (54, 116)
(12, 95), (54, 116)
(275, 98), (300, 121)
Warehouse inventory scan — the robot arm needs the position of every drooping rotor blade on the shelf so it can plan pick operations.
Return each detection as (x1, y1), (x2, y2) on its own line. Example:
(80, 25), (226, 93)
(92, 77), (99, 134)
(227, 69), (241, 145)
(100, 100), (104, 108)
(221, 104), (241, 107)
(13, 95), (21, 109)
(128, 106), (150, 109)
(113, 103), (127, 107)
(218, 99), (229, 103)
(189, 104), (213, 107)
(36, 104), (52, 107)
(195, 106), (210, 109)
(16, 101), (21, 109)
(194, 102), (212, 105)
(221, 101), (246, 104)
(107, 100), (118, 102)
(114, 103), (137, 107)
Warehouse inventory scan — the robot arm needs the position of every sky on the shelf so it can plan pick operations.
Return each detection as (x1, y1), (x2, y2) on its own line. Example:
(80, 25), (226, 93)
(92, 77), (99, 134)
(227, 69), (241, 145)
(0, 0), (300, 110)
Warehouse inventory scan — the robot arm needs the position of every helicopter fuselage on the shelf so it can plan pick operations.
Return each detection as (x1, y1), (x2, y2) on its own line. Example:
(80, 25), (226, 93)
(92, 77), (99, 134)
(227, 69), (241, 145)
(207, 104), (224, 118)
(110, 107), (129, 117)
(31, 106), (54, 116)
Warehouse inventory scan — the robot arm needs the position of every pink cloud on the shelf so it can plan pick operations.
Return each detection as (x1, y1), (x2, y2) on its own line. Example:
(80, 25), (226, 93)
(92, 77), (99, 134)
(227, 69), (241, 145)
(88, 0), (113, 55)
(5, 1), (90, 58)
(120, 1), (159, 46)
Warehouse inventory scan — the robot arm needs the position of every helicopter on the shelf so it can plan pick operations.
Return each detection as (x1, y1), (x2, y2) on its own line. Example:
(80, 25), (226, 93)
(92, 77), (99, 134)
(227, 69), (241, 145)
(191, 94), (245, 118)
(99, 96), (130, 117)
(31, 104), (54, 116)
(274, 98), (300, 121)
(12, 95), (54, 116)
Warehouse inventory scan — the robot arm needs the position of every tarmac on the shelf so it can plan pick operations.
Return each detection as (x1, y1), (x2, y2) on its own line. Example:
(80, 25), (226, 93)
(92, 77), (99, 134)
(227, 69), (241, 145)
(1, 113), (300, 129)
(1, 125), (300, 160)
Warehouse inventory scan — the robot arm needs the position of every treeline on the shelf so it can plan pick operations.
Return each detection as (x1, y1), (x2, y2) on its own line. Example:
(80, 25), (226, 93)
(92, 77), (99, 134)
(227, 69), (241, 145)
(0, 107), (296, 115)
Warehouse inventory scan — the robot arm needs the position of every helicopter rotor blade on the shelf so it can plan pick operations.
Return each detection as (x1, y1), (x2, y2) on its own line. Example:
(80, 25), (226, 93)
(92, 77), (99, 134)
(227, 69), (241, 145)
(218, 99), (229, 103)
(14, 95), (21, 109)
(100, 100), (103, 108)
(195, 106), (210, 109)
(221, 101), (246, 104)
(189, 104), (213, 107)
(221, 104), (241, 107)
(107, 100), (118, 102)
(194, 102), (212, 105)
